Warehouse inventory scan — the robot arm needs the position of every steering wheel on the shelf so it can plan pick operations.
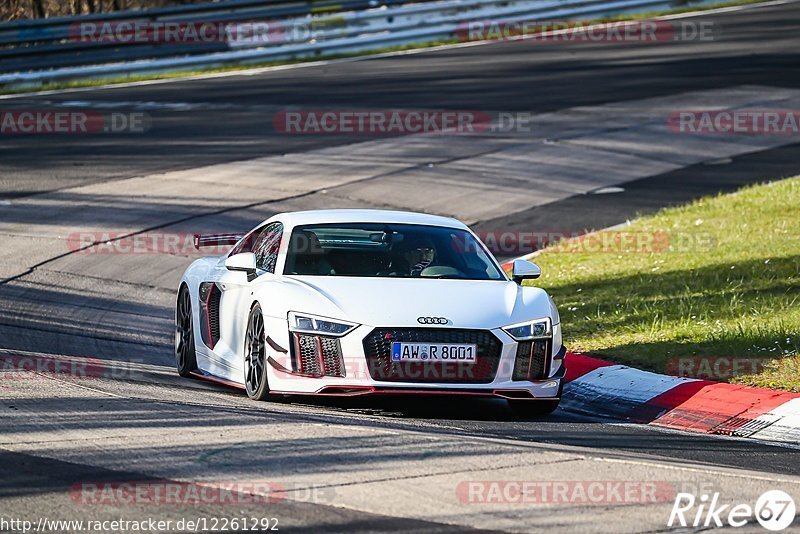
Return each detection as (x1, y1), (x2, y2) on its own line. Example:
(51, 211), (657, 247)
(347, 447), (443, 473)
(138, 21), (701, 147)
(420, 266), (464, 278)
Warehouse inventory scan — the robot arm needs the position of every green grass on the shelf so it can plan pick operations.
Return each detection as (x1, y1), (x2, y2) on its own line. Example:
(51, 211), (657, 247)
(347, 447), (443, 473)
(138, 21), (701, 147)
(530, 177), (800, 391)
(0, 0), (774, 96)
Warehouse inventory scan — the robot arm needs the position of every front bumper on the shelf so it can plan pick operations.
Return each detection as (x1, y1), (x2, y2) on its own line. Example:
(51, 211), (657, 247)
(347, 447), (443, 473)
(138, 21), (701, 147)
(265, 320), (566, 399)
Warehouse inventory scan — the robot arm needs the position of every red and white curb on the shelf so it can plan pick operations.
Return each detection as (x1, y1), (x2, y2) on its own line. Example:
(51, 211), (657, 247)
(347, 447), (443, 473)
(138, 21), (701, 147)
(563, 353), (800, 444)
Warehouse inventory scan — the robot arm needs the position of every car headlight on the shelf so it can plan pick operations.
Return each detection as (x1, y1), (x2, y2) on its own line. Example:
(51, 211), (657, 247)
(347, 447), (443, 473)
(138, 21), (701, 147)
(502, 317), (552, 340)
(288, 312), (359, 337)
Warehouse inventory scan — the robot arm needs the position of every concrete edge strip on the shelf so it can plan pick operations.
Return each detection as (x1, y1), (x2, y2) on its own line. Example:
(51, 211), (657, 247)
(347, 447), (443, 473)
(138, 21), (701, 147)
(562, 352), (800, 444)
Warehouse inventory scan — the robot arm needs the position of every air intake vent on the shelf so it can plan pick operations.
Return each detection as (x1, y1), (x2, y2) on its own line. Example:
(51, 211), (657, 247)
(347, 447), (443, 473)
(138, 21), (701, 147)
(199, 282), (222, 349)
(292, 333), (345, 378)
(512, 340), (550, 381)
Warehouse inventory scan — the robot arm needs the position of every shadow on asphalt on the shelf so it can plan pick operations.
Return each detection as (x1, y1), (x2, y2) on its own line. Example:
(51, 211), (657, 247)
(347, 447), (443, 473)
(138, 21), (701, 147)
(269, 394), (576, 422)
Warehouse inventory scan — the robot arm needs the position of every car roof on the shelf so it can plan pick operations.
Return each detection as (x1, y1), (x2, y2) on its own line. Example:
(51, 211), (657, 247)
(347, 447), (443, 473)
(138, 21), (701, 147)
(267, 209), (469, 230)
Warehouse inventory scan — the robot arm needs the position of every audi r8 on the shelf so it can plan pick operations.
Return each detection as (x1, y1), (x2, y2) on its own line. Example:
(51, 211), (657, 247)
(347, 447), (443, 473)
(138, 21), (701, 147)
(176, 210), (565, 415)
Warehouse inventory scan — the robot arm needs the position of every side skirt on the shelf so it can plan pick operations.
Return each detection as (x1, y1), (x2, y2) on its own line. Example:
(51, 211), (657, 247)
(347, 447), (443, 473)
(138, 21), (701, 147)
(189, 369), (246, 390)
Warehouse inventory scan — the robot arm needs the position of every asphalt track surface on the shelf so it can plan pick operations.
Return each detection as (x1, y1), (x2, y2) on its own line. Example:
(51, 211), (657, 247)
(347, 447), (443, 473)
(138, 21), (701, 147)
(2, 1), (800, 531)
(1, 0), (800, 199)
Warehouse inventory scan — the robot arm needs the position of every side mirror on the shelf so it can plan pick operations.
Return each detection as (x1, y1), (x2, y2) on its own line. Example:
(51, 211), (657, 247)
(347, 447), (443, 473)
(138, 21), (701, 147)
(225, 252), (257, 281)
(512, 259), (541, 284)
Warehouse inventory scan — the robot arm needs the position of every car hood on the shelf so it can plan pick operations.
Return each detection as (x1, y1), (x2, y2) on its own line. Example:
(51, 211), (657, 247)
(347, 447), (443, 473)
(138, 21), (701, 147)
(279, 276), (554, 329)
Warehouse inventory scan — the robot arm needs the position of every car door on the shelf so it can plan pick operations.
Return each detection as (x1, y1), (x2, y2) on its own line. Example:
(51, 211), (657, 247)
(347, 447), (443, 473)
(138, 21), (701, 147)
(214, 222), (284, 377)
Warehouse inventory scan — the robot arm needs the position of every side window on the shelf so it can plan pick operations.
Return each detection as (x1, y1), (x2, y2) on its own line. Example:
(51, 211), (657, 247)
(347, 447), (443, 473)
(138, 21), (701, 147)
(229, 228), (261, 256)
(253, 223), (283, 273)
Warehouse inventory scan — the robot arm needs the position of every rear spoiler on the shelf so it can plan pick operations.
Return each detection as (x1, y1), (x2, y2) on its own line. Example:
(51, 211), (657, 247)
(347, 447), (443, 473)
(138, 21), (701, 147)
(193, 233), (245, 250)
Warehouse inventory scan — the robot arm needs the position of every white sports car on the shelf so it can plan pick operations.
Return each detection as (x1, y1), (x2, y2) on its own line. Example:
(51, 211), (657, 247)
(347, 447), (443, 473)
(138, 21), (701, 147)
(176, 209), (565, 416)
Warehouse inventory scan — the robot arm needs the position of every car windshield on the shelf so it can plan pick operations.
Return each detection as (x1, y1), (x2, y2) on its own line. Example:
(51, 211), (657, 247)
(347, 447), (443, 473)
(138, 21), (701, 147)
(284, 223), (505, 280)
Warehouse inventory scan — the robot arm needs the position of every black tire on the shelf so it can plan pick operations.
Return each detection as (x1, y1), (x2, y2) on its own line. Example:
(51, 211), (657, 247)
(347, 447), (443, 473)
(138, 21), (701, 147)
(244, 303), (270, 401)
(508, 399), (560, 418)
(175, 285), (198, 378)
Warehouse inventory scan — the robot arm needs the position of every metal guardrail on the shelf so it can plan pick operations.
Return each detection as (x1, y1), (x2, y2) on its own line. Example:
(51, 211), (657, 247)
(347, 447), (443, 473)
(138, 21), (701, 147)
(0, 0), (681, 89)
(0, 0), (398, 72)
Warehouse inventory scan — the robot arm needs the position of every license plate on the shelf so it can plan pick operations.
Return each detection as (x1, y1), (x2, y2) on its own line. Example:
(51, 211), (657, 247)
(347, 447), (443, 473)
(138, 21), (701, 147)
(391, 342), (477, 364)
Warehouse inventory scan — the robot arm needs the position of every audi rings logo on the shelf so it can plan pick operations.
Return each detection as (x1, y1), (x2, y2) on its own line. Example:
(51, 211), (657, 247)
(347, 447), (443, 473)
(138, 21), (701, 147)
(418, 317), (449, 325)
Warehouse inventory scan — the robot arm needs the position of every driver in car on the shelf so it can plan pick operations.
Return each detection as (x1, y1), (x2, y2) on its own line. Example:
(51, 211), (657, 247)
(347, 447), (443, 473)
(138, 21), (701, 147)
(403, 238), (436, 277)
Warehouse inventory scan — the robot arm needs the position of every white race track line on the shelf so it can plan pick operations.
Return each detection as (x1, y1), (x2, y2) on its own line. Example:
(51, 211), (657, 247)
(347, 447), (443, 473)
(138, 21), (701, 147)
(0, 0), (794, 101)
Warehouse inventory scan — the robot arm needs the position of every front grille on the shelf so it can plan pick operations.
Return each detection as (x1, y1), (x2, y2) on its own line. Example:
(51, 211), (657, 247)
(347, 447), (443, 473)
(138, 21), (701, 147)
(292, 333), (344, 377)
(362, 328), (502, 383)
(512, 340), (550, 380)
